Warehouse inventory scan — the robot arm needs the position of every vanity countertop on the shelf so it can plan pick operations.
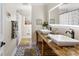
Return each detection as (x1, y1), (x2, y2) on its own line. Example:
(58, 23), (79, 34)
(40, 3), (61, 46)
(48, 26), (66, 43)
(36, 31), (79, 56)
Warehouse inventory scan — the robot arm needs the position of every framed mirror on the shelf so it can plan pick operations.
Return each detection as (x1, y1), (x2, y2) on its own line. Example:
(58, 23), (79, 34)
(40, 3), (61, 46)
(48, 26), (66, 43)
(48, 3), (79, 26)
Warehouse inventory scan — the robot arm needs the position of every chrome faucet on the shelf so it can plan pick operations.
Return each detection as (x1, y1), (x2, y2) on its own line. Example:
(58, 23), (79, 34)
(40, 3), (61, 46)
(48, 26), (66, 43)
(65, 29), (75, 39)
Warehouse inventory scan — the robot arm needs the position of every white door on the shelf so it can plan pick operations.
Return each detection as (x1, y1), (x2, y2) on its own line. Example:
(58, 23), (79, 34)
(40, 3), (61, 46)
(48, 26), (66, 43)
(0, 3), (4, 56)
(0, 35), (4, 56)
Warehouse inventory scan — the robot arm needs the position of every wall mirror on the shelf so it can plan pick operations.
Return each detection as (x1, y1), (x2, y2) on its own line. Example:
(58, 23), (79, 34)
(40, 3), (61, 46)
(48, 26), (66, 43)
(48, 3), (79, 25)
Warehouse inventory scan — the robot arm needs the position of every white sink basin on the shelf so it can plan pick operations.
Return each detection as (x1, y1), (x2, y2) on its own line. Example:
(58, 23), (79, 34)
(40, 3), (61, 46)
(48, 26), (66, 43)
(39, 29), (52, 34)
(48, 34), (79, 46)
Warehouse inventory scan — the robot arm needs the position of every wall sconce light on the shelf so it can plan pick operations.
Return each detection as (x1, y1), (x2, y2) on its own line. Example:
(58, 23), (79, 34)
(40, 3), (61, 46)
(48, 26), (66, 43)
(7, 12), (11, 18)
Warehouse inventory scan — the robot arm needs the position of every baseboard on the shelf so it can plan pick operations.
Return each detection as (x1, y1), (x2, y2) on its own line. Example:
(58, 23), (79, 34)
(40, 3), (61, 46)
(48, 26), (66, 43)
(11, 47), (17, 56)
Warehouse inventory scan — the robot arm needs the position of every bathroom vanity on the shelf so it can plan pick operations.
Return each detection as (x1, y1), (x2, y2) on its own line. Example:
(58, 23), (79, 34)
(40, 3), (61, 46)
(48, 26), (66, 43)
(36, 31), (79, 56)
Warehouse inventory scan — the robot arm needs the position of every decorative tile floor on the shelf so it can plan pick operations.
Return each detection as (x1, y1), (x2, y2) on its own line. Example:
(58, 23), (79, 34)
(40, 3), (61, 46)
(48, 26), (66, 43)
(15, 46), (25, 56)
(14, 45), (40, 56)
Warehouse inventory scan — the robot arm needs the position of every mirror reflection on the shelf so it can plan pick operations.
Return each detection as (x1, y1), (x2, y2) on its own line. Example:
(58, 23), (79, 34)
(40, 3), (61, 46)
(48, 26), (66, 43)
(49, 3), (79, 25)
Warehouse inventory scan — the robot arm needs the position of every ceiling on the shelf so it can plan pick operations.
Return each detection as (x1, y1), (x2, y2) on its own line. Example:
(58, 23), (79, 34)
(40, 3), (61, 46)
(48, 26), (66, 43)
(17, 3), (31, 16)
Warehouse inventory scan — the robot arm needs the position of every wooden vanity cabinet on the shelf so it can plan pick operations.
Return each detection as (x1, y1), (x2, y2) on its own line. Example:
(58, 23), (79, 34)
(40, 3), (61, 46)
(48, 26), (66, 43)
(36, 31), (57, 56)
(36, 31), (79, 56)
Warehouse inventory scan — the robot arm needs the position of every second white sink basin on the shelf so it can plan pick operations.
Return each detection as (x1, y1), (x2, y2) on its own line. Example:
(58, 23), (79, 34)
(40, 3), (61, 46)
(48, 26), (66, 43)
(39, 29), (52, 34)
(48, 34), (79, 46)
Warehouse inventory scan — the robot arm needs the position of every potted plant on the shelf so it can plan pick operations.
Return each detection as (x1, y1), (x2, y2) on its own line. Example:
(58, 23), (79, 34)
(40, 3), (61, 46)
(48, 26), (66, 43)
(42, 21), (48, 29)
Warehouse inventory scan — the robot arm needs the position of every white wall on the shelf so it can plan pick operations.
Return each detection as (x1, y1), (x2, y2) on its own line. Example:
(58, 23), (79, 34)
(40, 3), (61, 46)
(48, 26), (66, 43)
(32, 3), (46, 41)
